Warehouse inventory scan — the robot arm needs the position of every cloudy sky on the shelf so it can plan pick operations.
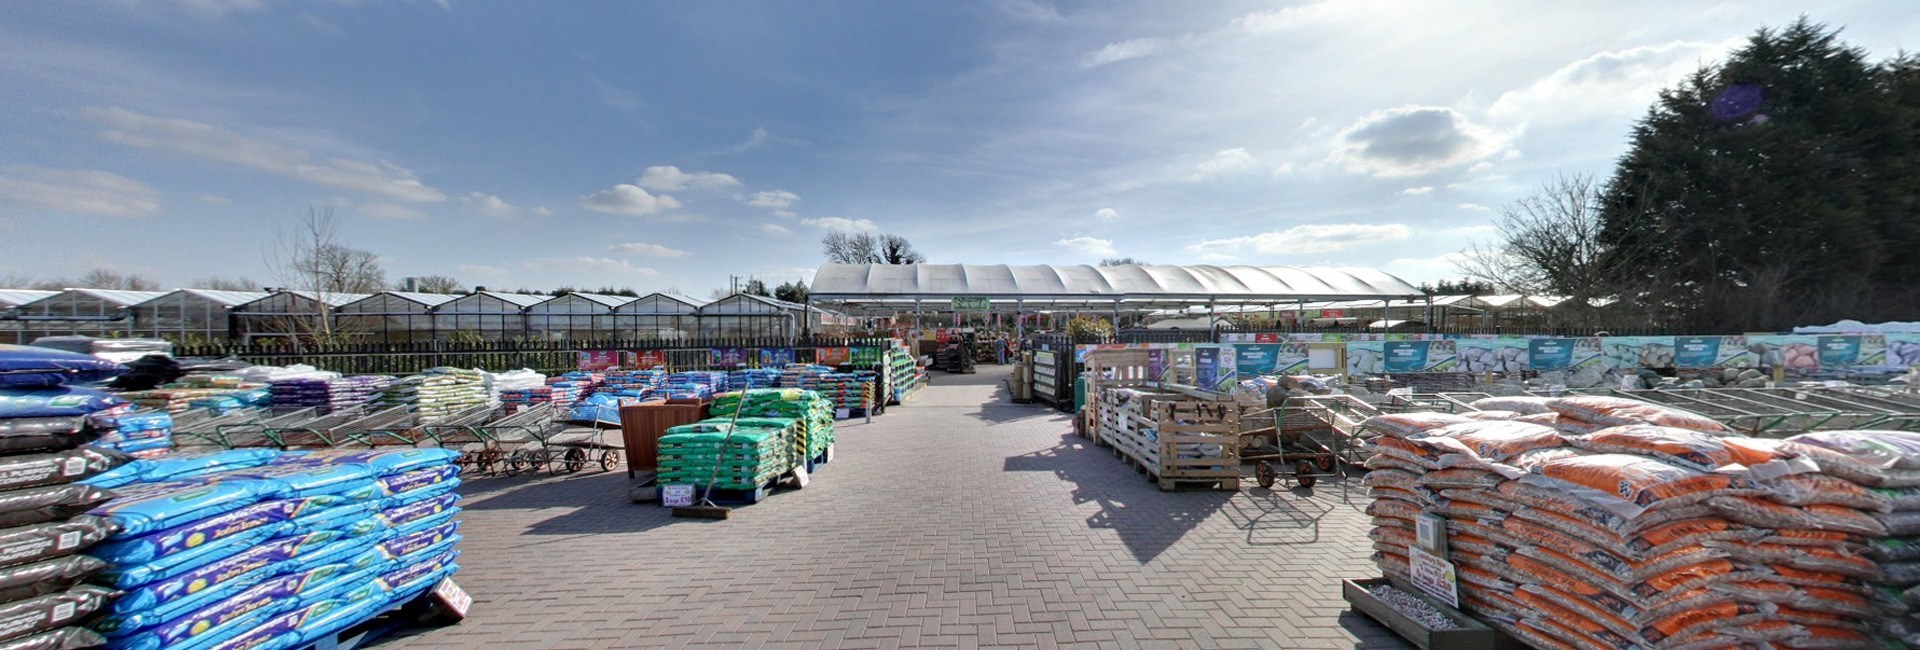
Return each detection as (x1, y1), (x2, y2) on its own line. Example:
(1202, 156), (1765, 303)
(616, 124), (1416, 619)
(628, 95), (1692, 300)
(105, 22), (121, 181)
(2, 1), (1916, 295)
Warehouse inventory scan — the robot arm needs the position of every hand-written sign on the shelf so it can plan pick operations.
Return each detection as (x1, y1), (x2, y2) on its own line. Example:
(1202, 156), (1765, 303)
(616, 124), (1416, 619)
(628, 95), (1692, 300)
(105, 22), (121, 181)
(661, 484), (696, 507)
(1407, 546), (1459, 608)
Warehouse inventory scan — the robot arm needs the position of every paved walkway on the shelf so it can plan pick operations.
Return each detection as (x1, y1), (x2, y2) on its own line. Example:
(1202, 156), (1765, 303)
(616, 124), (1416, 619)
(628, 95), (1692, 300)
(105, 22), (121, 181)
(389, 366), (1406, 649)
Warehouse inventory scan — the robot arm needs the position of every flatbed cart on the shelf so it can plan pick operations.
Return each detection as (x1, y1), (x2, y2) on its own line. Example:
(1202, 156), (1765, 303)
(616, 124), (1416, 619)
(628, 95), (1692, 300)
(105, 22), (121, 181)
(170, 407), (266, 449)
(209, 407), (322, 449)
(419, 406), (508, 473)
(269, 406), (408, 449)
(503, 413), (622, 475)
(1237, 406), (1343, 489)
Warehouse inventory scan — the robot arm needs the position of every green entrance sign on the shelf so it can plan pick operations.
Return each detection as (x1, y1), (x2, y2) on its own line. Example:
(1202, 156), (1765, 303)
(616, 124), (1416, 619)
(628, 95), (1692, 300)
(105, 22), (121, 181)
(951, 296), (991, 312)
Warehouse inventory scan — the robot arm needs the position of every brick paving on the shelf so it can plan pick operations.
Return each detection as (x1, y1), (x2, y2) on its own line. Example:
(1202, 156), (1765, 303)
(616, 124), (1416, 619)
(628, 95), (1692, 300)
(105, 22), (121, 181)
(387, 366), (1408, 649)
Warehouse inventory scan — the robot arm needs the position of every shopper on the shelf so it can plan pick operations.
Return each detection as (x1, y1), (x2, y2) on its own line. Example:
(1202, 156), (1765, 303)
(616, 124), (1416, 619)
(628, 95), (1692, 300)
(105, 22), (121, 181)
(996, 334), (1009, 365)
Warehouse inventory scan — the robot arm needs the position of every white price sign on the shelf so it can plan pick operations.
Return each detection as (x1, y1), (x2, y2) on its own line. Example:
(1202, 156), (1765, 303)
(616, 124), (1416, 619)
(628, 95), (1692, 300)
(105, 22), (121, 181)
(432, 577), (472, 619)
(1407, 547), (1459, 608)
(661, 484), (696, 507)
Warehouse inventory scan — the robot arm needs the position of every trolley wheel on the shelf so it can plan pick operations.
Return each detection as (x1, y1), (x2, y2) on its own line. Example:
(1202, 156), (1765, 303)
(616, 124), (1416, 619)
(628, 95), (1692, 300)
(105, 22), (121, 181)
(599, 450), (620, 472)
(562, 448), (586, 473)
(505, 451), (531, 475)
(1295, 461), (1318, 489)
(1256, 461), (1276, 489)
(474, 449), (500, 475)
(1317, 454), (1334, 471)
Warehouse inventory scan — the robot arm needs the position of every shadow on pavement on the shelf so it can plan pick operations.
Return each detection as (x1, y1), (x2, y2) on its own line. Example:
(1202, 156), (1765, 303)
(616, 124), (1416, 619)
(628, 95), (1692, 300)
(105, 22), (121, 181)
(457, 471), (682, 535)
(1003, 430), (1229, 564)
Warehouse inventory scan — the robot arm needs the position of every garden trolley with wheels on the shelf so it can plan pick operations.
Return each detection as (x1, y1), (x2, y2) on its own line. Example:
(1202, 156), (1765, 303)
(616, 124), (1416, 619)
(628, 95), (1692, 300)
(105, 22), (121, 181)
(501, 410), (623, 475)
(1239, 403), (1348, 489)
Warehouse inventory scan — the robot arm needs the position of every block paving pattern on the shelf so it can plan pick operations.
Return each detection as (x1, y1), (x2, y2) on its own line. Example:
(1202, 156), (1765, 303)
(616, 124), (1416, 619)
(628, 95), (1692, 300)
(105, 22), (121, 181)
(388, 367), (1408, 649)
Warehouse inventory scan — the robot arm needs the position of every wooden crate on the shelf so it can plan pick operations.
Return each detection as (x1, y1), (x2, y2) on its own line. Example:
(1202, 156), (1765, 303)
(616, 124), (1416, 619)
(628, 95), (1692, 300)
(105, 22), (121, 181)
(1095, 385), (1241, 490)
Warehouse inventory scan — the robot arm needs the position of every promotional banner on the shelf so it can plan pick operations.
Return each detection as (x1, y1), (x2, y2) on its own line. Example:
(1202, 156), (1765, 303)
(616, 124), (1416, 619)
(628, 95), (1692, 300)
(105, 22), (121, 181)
(1147, 349), (1167, 382)
(816, 347), (851, 366)
(709, 348), (748, 368)
(1744, 335), (1819, 372)
(1888, 333), (1920, 367)
(1818, 335), (1865, 366)
(1377, 340), (1457, 372)
(1346, 341), (1385, 375)
(625, 350), (666, 369)
(1673, 336), (1723, 369)
(577, 350), (618, 371)
(1528, 338), (1576, 371)
(1457, 338), (1530, 373)
(1233, 344), (1281, 376)
(758, 348), (795, 367)
(1193, 345), (1237, 392)
(1599, 336), (1675, 370)
(1276, 342), (1311, 375)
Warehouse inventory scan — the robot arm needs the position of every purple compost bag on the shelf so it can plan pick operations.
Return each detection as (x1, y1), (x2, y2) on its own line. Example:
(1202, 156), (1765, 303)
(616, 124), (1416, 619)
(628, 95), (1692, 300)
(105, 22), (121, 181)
(0, 484), (112, 530)
(97, 525), (278, 589)
(0, 447), (125, 492)
(0, 345), (123, 388)
(374, 493), (459, 530)
(0, 517), (114, 570)
(377, 548), (459, 597)
(88, 498), (313, 565)
(374, 465), (460, 499)
(377, 521), (459, 559)
(285, 501), (380, 536)
(300, 448), (460, 476)
(110, 530), (344, 615)
(0, 586), (115, 643)
(88, 478), (274, 538)
(0, 627), (107, 650)
(0, 555), (106, 604)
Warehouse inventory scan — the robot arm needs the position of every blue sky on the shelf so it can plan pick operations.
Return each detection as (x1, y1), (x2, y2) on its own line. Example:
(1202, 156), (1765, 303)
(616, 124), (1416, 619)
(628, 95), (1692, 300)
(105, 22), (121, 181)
(3, 1), (1916, 295)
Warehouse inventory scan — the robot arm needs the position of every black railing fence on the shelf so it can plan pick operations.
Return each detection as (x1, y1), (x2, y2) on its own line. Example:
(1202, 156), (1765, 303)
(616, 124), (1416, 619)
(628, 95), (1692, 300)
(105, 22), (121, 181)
(172, 336), (896, 375)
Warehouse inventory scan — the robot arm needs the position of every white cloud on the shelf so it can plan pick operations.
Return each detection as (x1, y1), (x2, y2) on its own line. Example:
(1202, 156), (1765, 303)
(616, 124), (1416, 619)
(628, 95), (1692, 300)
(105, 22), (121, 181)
(461, 192), (518, 217)
(523, 257), (660, 276)
(86, 107), (446, 202)
(1083, 37), (1171, 68)
(589, 76), (644, 113)
(532, 206), (552, 217)
(1383, 253), (1474, 285)
(1334, 106), (1508, 177)
(1489, 40), (1736, 127)
(1194, 148), (1261, 177)
(637, 165), (741, 192)
(456, 264), (508, 278)
(717, 127), (806, 154)
(608, 241), (691, 258)
(171, 0), (267, 17)
(357, 202), (427, 221)
(1054, 236), (1117, 256)
(1400, 186), (1434, 195)
(760, 266), (819, 284)
(580, 184), (680, 215)
(198, 194), (231, 205)
(0, 167), (161, 217)
(1095, 207), (1118, 220)
(802, 217), (878, 232)
(773, 209), (796, 219)
(759, 223), (792, 235)
(1457, 203), (1493, 212)
(1188, 223), (1411, 258)
(746, 190), (800, 210)
(1231, 1), (1357, 34)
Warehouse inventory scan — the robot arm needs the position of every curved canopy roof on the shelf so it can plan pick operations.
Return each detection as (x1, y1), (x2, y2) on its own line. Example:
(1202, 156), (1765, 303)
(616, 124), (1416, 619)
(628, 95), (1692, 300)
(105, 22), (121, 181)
(810, 264), (1423, 307)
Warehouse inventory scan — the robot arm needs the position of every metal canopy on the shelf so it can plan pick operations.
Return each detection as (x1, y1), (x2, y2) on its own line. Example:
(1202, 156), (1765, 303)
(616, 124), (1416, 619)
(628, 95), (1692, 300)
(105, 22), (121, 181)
(809, 263), (1425, 308)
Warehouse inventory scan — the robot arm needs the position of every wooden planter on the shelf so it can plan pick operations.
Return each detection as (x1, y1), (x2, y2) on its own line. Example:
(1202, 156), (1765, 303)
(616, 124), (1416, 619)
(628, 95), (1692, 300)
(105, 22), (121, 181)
(1342, 578), (1517, 650)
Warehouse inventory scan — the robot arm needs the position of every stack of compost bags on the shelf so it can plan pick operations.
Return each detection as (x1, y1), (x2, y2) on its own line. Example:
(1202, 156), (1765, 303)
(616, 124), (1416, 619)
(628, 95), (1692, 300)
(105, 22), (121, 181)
(268, 375), (391, 410)
(482, 369), (545, 410)
(656, 421), (793, 492)
(380, 368), (487, 423)
(662, 371), (725, 401)
(82, 447), (463, 650)
(1359, 396), (1904, 649)
(724, 368), (780, 392)
(777, 365), (828, 389)
(89, 410), (173, 459)
(710, 389), (835, 465)
(800, 372), (874, 416)
(0, 345), (133, 648)
(600, 370), (662, 395)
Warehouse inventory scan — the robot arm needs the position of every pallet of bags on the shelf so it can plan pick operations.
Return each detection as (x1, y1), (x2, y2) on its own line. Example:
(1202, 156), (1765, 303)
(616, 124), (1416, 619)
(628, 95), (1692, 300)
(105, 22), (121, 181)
(88, 410), (174, 459)
(656, 422), (792, 491)
(81, 447), (464, 650)
(711, 389), (834, 462)
(1360, 395), (1895, 650)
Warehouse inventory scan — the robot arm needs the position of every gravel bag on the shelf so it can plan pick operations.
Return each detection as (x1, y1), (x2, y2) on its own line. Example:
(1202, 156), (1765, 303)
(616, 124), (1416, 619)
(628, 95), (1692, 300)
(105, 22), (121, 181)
(1359, 412), (1474, 438)
(1788, 430), (1920, 470)
(1547, 396), (1732, 433)
(1511, 412), (1600, 435)
(1530, 453), (1757, 516)
(1428, 421), (1565, 461)
(1461, 410), (1519, 421)
(1469, 396), (1555, 415)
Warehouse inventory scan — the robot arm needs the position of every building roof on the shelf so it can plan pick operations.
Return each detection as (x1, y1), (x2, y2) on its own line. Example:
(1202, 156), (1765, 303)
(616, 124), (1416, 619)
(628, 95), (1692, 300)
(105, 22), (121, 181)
(40, 288), (173, 308)
(442, 291), (549, 310)
(615, 292), (709, 314)
(700, 293), (845, 316)
(0, 290), (57, 308)
(382, 292), (462, 308)
(244, 290), (373, 308)
(555, 292), (637, 309)
(810, 264), (1424, 307)
(143, 289), (273, 308)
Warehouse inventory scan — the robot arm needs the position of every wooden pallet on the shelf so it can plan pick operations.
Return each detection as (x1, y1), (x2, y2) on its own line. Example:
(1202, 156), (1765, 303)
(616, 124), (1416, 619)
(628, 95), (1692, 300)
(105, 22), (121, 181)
(1094, 385), (1242, 491)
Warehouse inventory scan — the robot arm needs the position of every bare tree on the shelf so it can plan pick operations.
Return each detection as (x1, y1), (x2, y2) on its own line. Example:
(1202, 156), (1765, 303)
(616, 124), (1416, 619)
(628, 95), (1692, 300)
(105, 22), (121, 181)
(195, 276), (261, 291)
(265, 206), (389, 341)
(1456, 174), (1659, 327)
(409, 275), (464, 294)
(1099, 257), (1147, 267)
(822, 231), (924, 264)
(74, 269), (161, 291)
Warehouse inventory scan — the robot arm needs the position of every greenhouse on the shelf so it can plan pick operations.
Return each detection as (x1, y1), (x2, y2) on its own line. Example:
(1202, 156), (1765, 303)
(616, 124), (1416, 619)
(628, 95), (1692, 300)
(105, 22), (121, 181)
(128, 289), (271, 343)
(334, 291), (461, 342)
(0, 289), (57, 343)
(698, 293), (852, 338)
(231, 290), (372, 343)
(612, 292), (707, 341)
(528, 292), (633, 340)
(10, 288), (167, 340)
(431, 291), (547, 341)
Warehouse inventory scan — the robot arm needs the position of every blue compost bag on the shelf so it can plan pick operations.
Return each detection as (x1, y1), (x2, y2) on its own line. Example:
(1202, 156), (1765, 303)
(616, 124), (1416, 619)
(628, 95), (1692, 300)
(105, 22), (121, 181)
(279, 539), (391, 576)
(0, 344), (124, 388)
(83, 449), (279, 487)
(374, 465), (460, 499)
(88, 477), (275, 537)
(115, 561), (369, 650)
(378, 479), (459, 510)
(274, 581), (391, 649)
(95, 437), (172, 455)
(378, 548), (460, 597)
(285, 501), (380, 536)
(387, 508), (458, 539)
(88, 498), (313, 565)
(220, 463), (376, 500)
(301, 448), (460, 476)
(206, 599), (336, 650)
(89, 410), (170, 433)
(0, 386), (127, 419)
(109, 530), (340, 615)
(374, 493), (459, 531)
(99, 524), (280, 589)
(378, 521), (459, 559)
(567, 394), (623, 425)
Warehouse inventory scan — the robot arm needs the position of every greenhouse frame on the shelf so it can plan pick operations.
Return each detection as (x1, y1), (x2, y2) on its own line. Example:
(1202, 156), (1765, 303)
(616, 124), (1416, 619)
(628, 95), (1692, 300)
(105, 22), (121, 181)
(232, 290), (372, 343)
(334, 291), (461, 343)
(699, 293), (855, 338)
(431, 291), (547, 341)
(129, 289), (271, 343)
(10, 288), (168, 341)
(528, 293), (634, 340)
(0, 290), (58, 344)
(614, 293), (707, 341)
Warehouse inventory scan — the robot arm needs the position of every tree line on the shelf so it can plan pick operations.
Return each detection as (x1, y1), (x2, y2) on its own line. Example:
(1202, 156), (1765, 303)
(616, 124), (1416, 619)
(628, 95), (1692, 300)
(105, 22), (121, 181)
(1467, 19), (1920, 331)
